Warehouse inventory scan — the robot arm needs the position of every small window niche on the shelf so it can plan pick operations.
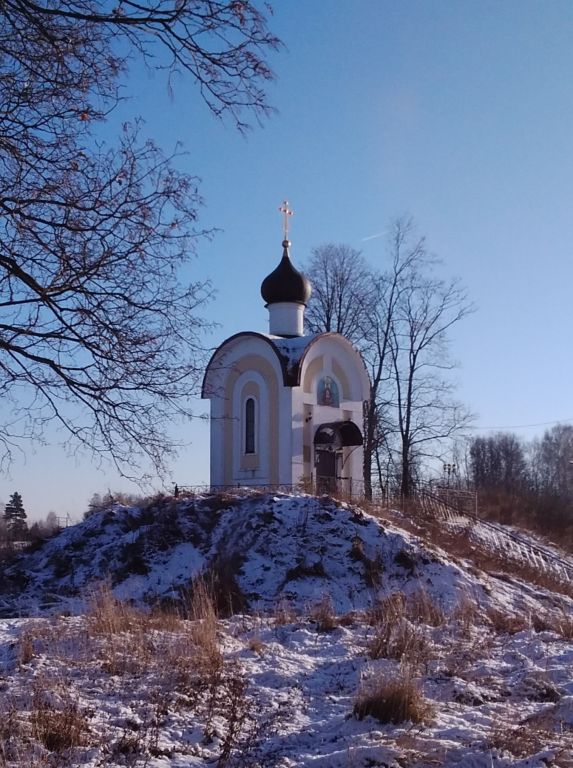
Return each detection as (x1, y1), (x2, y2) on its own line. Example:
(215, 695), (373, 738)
(245, 397), (256, 454)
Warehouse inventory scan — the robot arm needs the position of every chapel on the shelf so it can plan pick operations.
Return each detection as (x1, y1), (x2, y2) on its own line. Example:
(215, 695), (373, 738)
(201, 205), (370, 495)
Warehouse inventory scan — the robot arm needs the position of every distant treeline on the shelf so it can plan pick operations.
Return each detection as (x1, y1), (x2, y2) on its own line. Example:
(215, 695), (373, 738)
(465, 423), (573, 549)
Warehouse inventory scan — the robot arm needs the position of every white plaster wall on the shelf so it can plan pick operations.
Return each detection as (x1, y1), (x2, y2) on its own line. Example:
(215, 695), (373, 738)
(267, 302), (304, 337)
(203, 333), (289, 487)
(209, 393), (226, 488)
(231, 370), (270, 485)
(278, 385), (294, 485)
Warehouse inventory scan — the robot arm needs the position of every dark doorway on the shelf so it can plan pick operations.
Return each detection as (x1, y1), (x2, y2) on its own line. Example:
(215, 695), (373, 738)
(316, 449), (337, 494)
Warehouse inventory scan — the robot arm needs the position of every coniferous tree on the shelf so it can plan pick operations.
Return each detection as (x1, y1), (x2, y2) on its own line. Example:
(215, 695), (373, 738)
(3, 491), (28, 540)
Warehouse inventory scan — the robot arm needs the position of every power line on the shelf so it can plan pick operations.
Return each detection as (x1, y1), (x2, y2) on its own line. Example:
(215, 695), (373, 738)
(469, 417), (573, 431)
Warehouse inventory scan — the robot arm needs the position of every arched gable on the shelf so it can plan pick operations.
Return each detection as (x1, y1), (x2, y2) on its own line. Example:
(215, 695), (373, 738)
(201, 331), (291, 399)
(298, 333), (370, 402)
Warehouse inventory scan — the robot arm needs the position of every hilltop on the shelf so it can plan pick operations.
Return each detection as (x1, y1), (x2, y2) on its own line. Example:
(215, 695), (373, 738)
(0, 491), (572, 767)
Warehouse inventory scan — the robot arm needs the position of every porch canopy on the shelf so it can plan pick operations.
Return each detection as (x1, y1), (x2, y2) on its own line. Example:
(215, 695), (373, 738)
(313, 421), (363, 450)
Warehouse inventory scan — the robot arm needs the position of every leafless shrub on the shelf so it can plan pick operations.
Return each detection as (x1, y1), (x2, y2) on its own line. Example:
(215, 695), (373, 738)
(354, 665), (433, 725)
(200, 493), (239, 514)
(310, 595), (338, 632)
(204, 665), (250, 767)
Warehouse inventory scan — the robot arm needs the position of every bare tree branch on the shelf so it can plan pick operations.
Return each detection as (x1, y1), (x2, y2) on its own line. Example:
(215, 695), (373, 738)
(0, 0), (279, 476)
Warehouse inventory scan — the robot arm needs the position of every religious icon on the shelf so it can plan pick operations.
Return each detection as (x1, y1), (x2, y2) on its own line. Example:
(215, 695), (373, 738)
(317, 375), (339, 407)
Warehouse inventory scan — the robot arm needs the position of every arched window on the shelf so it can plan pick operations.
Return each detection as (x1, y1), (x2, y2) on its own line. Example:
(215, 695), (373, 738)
(245, 397), (256, 454)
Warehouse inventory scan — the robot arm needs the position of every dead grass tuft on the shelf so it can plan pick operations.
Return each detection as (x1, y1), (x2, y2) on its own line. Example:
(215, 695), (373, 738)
(487, 720), (552, 759)
(310, 595), (338, 632)
(451, 591), (480, 637)
(86, 581), (142, 635)
(17, 629), (35, 666)
(247, 633), (265, 655)
(367, 592), (432, 668)
(349, 535), (384, 588)
(551, 608), (573, 639)
(406, 587), (446, 627)
(354, 665), (433, 725)
(274, 598), (296, 626)
(368, 592), (405, 627)
(368, 618), (431, 668)
(486, 607), (530, 635)
(30, 679), (90, 753)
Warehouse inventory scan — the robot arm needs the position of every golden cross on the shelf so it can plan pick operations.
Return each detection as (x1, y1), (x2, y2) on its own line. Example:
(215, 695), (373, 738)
(279, 200), (294, 239)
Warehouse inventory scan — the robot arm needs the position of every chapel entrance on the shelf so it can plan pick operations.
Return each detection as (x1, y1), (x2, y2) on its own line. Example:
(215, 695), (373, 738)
(315, 449), (338, 494)
(313, 421), (363, 495)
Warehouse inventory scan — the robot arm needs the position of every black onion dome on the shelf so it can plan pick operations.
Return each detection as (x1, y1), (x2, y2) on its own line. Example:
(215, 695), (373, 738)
(260, 240), (312, 306)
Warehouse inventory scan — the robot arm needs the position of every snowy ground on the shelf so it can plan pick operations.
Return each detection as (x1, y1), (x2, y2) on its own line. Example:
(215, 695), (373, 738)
(0, 493), (572, 766)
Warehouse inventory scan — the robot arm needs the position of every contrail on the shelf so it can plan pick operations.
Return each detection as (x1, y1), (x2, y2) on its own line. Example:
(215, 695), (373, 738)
(361, 232), (385, 242)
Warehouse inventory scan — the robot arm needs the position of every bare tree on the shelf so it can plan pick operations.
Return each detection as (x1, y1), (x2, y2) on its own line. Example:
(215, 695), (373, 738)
(0, 1), (279, 476)
(469, 433), (528, 493)
(304, 243), (380, 496)
(530, 423), (573, 499)
(304, 244), (376, 342)
(361, 218), (426, 498)
(389, 264), (474, 497)
(304, 219), (473, 499)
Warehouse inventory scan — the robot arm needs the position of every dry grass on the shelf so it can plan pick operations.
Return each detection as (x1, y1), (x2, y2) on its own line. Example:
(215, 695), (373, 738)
(30, 679), (90, 753)
(354, 665), (433, 725)
(309, 594), (338, 632)
(0, 678), (92, 767)
(349, 534), (384, 588)
(367, 591), (434, 668)
(0, 583), (274, 767)
(451, 591), (480, 637)
(487, 720), (552, 759)
(86, 581), (145, 635)
(485, 607), (530, 635)
(551, 608), (573, 640)
(375, 500), (573, 599)
(17, 628), (36, 666)
(368, 592), (406, 626)
(187, 575), (220, 654)
(368, 619), (431, 668)
(247, 632), (265, 655)
(406, 587), (446, 626)
(274, 598), (296, 626)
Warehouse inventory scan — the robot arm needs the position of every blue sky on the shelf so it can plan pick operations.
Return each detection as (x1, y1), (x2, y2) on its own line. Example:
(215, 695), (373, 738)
(4, 1), (573, 520)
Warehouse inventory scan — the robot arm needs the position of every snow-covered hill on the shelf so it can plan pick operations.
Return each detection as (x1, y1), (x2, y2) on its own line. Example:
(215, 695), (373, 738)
(0, 491), (572, 767)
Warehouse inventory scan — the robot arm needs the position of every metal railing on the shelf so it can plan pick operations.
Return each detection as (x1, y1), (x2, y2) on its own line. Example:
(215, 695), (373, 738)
(416, 485), (573, 586)
(174, 480), (368, 501)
